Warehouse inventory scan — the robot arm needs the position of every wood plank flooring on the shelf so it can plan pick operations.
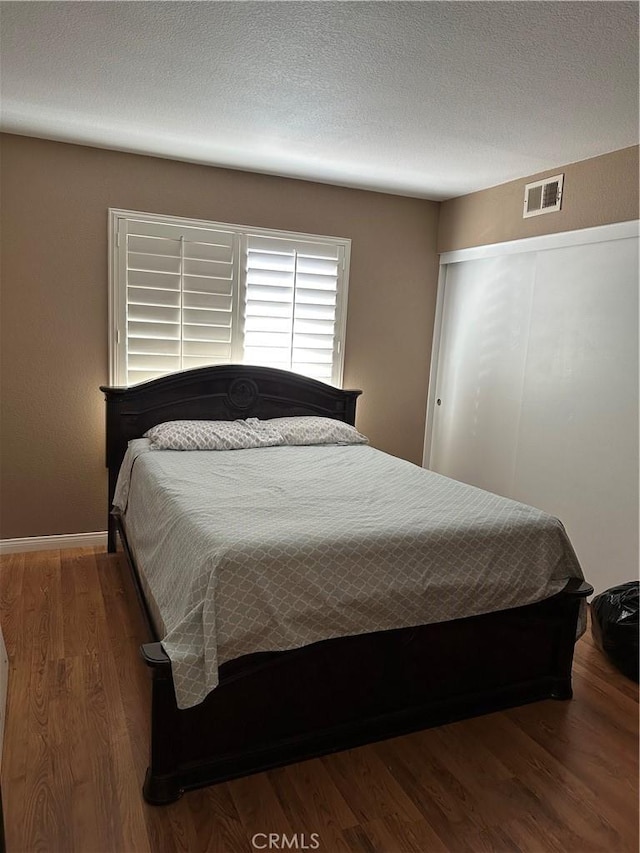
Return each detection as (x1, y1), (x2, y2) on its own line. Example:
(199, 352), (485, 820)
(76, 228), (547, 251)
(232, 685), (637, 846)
(1, 548), (637, 853)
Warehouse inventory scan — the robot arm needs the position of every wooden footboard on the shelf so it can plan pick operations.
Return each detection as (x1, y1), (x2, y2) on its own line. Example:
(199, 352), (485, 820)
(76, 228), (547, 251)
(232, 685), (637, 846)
(138, 575), (591, 805)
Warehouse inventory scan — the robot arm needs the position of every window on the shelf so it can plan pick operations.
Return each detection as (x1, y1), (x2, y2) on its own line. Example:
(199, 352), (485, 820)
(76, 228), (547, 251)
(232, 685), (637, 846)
(109, 209), (350, 387)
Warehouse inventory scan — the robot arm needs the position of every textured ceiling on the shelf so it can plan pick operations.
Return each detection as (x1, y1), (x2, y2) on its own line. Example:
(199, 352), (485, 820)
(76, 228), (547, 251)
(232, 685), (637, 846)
(1, 1), (638, 200)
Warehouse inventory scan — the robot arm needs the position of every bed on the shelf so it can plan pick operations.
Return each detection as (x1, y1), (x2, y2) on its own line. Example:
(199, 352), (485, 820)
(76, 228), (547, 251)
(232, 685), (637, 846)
(100, 364), (592, 805)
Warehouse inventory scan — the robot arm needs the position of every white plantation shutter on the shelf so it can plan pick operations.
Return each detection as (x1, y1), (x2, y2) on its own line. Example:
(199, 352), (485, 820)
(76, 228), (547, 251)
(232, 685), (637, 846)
(242, 235), (346, 385)
(110, 211), (349, 387)
(115, 217), (240, 385)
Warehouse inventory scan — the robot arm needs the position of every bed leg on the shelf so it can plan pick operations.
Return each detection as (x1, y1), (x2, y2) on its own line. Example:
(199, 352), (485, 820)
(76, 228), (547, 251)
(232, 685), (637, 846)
(550, 682), (573, 700)
(143, 767), (182, 806)
(550, 580), (593, 702)
(107, 513), (118, 553)
(141, 643), (183, 805)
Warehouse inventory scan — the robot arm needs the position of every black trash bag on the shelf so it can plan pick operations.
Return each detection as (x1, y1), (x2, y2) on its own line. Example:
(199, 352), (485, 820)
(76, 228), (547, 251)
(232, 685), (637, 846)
(591, 582), (639, 682)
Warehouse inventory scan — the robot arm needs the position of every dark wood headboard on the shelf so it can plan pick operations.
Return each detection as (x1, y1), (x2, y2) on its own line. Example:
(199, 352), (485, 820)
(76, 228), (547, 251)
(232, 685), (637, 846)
(100, 364), (362, 548)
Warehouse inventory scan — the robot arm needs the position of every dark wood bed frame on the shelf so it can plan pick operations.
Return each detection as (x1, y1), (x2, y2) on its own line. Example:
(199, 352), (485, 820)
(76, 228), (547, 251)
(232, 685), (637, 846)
(100, 364), (592, 805)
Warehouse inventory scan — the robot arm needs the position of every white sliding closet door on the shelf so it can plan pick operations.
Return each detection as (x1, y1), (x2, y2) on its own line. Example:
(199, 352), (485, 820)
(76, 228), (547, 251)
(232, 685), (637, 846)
(429, 254), (536, 497)
(428, 223), (639, 593)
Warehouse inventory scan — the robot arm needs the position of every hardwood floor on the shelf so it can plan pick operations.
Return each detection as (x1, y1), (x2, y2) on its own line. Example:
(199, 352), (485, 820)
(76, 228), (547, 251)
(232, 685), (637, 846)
(0, 548), (637, 853)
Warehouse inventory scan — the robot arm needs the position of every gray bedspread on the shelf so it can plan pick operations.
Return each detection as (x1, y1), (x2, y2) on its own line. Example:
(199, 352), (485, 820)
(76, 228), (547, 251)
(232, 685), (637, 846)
(115, 441), (584, 709)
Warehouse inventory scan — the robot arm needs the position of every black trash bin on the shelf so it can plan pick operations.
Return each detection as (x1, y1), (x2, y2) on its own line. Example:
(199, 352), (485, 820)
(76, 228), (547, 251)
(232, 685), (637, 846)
(591, 581), (639, 682)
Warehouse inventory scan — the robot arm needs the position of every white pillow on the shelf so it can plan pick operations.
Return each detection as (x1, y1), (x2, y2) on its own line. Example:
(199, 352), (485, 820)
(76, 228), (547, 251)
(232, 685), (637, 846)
(255, 416), (368, 447)
(144, 419), (282, 451)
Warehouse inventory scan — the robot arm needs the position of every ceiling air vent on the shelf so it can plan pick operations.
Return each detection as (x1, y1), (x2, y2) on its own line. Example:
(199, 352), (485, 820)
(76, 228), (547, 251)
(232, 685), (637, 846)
(523, 173), (564, 218)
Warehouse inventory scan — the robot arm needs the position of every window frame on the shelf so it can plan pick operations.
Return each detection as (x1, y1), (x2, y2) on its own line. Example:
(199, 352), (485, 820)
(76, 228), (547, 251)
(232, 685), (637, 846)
(108, 208), (351, 388)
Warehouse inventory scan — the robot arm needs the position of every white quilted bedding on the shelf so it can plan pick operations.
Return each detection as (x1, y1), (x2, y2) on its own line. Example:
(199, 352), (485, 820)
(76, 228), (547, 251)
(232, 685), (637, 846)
(115, 440), (584, 709)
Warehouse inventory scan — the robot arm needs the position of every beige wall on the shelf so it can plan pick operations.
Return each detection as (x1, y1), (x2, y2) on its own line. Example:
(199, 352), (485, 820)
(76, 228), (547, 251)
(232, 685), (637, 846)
(438, 146), (639, 252)
(0, 134), (439, 538)
(3, 133), (635, 540)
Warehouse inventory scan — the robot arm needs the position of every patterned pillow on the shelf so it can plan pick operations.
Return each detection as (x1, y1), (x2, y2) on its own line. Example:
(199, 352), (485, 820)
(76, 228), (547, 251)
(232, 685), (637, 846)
(256, 416), (368, 447)
(144, 419), (283, 451)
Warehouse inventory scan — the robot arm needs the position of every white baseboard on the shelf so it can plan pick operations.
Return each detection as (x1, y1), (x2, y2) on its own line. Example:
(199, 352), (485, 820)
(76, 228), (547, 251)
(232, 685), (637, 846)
(0, 531), (107, 555)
